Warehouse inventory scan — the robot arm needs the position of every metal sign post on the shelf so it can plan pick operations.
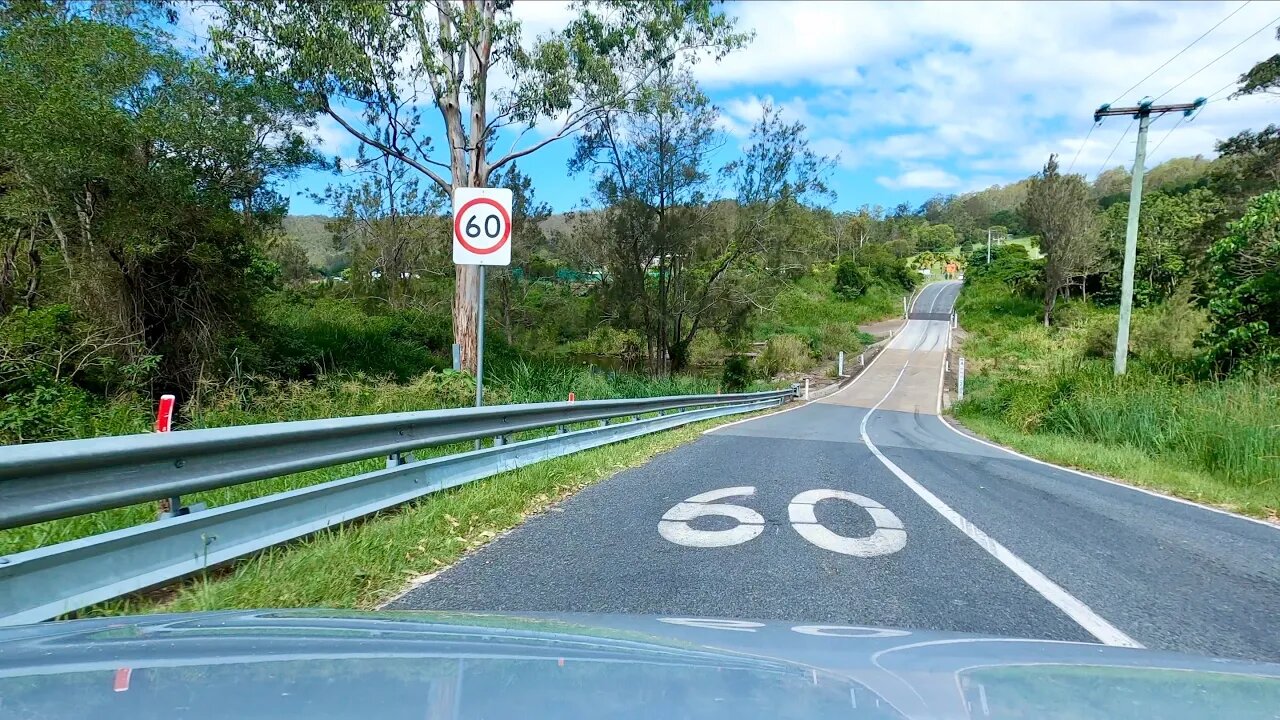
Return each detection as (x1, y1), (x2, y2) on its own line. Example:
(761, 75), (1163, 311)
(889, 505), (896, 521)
(452, 186), (514, 422)
(476, 266), (486, 410)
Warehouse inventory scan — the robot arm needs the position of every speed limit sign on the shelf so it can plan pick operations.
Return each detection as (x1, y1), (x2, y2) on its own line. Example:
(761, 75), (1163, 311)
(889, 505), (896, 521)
(453, 187), (513, 266)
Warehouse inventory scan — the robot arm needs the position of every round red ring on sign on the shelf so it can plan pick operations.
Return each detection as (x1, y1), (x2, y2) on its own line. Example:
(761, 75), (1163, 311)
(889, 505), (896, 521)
(454, 197), (512, 255)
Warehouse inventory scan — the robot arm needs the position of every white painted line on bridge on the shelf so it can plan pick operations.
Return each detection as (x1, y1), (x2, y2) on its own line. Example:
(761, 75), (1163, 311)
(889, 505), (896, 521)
(861, 364), (1143, 648)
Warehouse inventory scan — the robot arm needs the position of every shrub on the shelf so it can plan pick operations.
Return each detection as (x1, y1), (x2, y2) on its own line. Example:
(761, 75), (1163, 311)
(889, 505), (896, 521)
(834, 260), (870, 299)
(1131, 286), (1208, 370)
(757, 334), (812, 377)
(688, 329), (725, 367)
(856, 244), (917, 291)
(1202, 190), (1280, 374)
(568, 326), (644, 357)
(1079, 315), (1116, 359)
(721, 355), (753, 392)
(231, 294), (451, 380)
(818, 322), (862, 360)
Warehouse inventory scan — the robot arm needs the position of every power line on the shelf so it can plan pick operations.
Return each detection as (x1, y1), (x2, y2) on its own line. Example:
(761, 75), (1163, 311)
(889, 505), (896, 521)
(1154, 10), (1280, 101)
(1109, 0), (1252, 105)
(1205, 75), (1241, 102)
(1066, 121), (1099, 174)
(1094, 117), (1136, 178)
(1148, 115), (1186, 157)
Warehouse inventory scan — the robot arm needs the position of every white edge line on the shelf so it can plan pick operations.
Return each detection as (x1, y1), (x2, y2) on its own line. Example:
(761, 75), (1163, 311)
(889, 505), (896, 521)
(861, 364), (1142, 648)
(702, 395), (808, 434)
(933, 413), (1279, 532)
(908, 282), (934, 314)
(935, 322), (950, 415)
(935, 290), (1276, 532)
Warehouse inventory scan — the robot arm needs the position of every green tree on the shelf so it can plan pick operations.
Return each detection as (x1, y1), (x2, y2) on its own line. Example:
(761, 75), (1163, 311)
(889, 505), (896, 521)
(1092, 165), (1131, 204)
(212, 0), (747, 372)
(912, 223), (957, 253)
(1202, 190), (1280, 374)
(1099, 189), (1224, 306)
(491, 163), (552, 345)
(320, 148), (447, 308)
(1021, 155), (1100, 324)
(1235, 27), (1280, 97)
(1209, 27), (1280, 215)
(833, 260), (869, 299)
(0, 4), (316, 392)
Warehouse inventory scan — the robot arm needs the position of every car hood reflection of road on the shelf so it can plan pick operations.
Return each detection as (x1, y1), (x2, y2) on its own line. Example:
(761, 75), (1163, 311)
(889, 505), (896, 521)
(2, 611), (1279, 719)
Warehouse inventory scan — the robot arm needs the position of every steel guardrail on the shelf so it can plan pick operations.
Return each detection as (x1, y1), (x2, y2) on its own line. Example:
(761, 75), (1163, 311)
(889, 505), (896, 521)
(0, 394), (789, 625)
(0, 389), (794, 530)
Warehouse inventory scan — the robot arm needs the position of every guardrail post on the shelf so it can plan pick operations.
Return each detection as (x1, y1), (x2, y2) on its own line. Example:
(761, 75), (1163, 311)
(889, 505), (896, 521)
(958, 357), (966, 401)
(555, 424), (566, 434)
(386, 452), (409, 468)
(599, 419), (608, 427)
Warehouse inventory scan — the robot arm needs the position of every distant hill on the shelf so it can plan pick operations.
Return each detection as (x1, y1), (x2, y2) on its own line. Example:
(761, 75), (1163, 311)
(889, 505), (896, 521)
(282, 215), (346, 273)
(281, 209), (594, 272)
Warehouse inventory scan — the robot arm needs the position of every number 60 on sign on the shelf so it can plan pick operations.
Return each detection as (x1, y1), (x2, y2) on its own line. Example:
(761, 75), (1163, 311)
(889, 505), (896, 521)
(453, 187), (513, 266)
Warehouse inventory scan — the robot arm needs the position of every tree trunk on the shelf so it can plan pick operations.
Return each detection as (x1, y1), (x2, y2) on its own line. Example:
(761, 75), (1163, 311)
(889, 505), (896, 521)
(501, 272), (512, 345)
(24, 233), (41, 310)
(0, 231), (18, 314)
(446, 0), (496, 374)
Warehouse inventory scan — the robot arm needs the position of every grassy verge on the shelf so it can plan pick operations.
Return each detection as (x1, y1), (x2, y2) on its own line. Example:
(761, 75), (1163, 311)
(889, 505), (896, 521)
(953, 277), (1279, 521)
(953, 415), (1277, 521)
(82, 406), (779, 616)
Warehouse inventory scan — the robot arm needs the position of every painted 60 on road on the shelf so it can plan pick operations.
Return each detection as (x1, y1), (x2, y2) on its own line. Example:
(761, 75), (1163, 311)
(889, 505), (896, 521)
(659, 486), (907, 558)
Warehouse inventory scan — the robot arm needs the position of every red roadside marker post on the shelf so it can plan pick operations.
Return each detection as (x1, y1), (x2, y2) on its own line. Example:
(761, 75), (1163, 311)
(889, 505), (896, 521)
(154, 394), (204, 519)
(154, 395), (179, 518)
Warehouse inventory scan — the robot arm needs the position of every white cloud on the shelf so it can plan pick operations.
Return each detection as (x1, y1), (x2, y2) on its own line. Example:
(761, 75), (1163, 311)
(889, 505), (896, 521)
(310, 116), (356, 158)
(876, 167), (962, 190)
(703, 0), (1280, 190)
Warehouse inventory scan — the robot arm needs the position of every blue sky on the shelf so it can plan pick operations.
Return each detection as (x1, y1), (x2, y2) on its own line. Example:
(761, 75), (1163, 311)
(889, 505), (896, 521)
(232, 1), (1280, 216)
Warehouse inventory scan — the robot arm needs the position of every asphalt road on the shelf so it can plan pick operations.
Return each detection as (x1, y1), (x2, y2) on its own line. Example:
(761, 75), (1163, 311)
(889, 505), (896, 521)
(391, 281), (1280, 663)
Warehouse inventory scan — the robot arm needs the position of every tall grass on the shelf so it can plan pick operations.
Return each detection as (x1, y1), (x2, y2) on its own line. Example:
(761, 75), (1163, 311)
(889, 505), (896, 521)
(956, 277), (1280, 516)
(489, 358), (718, 404)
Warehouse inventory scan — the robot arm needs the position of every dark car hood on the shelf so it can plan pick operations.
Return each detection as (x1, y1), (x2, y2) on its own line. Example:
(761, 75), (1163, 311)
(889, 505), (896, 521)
(1, 610), (1278, 719)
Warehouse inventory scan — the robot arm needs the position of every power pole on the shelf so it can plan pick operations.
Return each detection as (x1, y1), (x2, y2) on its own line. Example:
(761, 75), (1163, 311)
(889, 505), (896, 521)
(986, 228), (992, 265)
(1093, 97), (1204, 375)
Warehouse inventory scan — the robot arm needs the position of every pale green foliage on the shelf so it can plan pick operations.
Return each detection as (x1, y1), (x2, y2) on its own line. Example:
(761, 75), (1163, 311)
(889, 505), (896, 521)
(757, 334), (811, 376)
